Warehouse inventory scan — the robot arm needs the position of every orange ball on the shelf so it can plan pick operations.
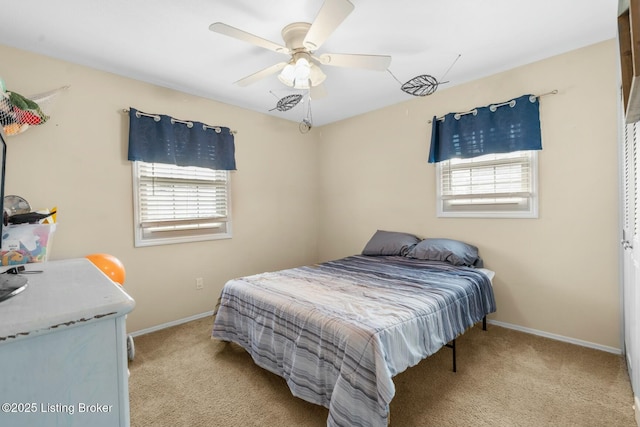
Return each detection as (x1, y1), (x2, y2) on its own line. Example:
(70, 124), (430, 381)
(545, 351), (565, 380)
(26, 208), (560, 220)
(86, 253), (126, 285)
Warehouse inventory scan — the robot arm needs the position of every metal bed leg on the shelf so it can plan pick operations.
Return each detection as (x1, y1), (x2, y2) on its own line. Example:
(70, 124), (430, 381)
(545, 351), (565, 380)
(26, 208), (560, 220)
(445, 339), (456, 372)
(446, 316), (488, 374)
(445, 317), (486, 374)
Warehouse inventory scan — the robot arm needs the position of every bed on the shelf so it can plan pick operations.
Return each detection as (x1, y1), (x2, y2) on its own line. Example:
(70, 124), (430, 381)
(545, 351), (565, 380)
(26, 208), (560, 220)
(212, 232), (496, 427)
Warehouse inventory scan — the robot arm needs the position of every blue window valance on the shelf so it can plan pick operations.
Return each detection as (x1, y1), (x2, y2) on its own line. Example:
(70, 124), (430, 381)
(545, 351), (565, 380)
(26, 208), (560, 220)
(127, 107), (236, 170)
(428, 94), (542, 163)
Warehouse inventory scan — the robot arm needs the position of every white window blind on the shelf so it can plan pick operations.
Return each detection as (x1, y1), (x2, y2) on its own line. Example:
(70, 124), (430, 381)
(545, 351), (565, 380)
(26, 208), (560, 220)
(436, 151), (537, 218)
(133, 161), (231, 246)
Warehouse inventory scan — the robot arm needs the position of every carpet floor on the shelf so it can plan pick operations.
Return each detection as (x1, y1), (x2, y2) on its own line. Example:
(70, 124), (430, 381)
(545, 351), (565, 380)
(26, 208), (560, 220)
(129, 316), (636, 426)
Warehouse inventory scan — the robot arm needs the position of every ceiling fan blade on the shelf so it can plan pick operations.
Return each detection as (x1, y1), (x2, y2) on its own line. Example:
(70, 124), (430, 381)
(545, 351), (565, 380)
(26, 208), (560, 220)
(235, 62), (288, 87)
(303, 0), (354, 51)
(318, 53), (391, 71)
(210, 22), (289, 54)
(310, 84), (328, 99)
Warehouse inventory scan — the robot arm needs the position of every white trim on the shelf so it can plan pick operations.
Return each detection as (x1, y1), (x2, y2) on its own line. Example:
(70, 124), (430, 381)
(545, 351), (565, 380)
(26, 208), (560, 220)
(436, 151), (539, 219)
(129, 310), (214, 337)
(132, 162), (233, 247)
(488, 319), (622, 354)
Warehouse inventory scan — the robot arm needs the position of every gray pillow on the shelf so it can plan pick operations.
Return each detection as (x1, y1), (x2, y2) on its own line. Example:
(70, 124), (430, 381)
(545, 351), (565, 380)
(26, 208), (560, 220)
(362, 230), (421, 256)
(406, 238), (484, 267)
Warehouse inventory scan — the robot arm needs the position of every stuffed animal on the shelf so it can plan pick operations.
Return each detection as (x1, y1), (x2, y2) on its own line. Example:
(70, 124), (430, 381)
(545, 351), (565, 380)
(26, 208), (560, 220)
(0, 79), (49, 135)
(8, 91), (48, 126)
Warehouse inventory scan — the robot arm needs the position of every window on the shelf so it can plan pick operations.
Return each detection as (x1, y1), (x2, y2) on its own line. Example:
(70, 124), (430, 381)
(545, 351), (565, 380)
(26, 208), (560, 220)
(436, 150), (538, 218)
(132, 161), (231, 247)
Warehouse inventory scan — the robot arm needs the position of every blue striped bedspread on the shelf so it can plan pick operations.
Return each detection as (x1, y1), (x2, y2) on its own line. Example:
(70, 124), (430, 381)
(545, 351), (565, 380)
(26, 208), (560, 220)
(212, 255), (496, 427)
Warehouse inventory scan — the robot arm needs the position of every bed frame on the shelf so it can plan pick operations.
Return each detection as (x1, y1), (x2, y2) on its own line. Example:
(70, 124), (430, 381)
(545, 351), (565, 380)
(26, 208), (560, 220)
(446, 315), (487, 372)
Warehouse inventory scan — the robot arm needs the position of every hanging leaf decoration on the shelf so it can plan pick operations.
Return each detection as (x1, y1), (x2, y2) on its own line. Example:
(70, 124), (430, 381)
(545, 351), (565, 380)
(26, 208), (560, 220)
(269, 94), (303, 112)
(401, 74), (440, 97)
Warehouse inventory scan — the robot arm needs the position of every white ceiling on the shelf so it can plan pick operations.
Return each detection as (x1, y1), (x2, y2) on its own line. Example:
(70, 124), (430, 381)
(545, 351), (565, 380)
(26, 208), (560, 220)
(0, 0), (618, 127)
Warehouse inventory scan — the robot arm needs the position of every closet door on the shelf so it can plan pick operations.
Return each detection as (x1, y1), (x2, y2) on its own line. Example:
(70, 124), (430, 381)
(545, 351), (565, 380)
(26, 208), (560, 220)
(622, 119), (640, 398)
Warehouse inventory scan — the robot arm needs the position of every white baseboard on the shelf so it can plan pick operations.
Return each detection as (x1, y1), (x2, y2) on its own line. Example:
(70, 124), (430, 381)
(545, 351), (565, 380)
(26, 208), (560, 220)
(488, 319), (622, 355)
(635, 395), (640, 427)
(129, 310), (214, 338)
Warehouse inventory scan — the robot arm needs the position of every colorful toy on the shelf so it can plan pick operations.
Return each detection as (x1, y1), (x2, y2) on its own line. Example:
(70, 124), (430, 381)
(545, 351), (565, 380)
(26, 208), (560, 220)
(2, 250), (24, 265)
(86, 253), (126, 285)
(0, 223), (55, 265)
(0, 79), (49, 136)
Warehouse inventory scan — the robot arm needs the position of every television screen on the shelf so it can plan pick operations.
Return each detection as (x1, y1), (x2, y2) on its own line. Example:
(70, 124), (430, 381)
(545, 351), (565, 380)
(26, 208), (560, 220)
(0, 128), (28, 301)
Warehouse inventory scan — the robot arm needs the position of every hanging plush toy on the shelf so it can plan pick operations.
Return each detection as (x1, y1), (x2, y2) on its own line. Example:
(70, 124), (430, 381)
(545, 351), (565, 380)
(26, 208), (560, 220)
(8, 91), (48, 126)
(0, 77), (50, 136)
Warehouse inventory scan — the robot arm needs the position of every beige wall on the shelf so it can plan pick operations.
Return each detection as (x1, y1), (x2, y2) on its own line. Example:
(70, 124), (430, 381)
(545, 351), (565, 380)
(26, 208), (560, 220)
(0, 45), (320, 332)
(317, 40), (621, 349)
(0, 39), (622, 349)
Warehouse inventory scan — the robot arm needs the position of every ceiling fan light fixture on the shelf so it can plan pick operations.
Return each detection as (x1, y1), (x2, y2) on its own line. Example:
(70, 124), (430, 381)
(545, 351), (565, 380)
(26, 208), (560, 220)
(294, 78), (310, 90)
(278, 63), (297, 86)
(279, 57), (313, 88)
(309, 65), (326, 86)
(294, 58), (311, 80)
(278, 58), (327, 89)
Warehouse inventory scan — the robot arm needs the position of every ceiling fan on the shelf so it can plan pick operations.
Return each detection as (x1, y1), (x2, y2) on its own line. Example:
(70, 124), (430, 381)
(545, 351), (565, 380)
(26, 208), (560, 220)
(209, 0), (391, 98)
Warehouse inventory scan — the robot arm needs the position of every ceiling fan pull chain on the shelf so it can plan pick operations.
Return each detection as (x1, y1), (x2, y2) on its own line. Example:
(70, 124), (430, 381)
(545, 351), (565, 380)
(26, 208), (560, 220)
(299, 94), (313, 134)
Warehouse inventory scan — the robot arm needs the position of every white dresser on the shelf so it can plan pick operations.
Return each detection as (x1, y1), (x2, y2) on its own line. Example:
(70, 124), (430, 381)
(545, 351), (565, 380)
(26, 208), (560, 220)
(0, 258), (135, 427)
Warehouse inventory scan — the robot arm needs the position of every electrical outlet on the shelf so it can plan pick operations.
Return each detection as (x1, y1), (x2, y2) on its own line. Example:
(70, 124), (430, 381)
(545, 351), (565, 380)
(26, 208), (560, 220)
(195, 277), (204, 290)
